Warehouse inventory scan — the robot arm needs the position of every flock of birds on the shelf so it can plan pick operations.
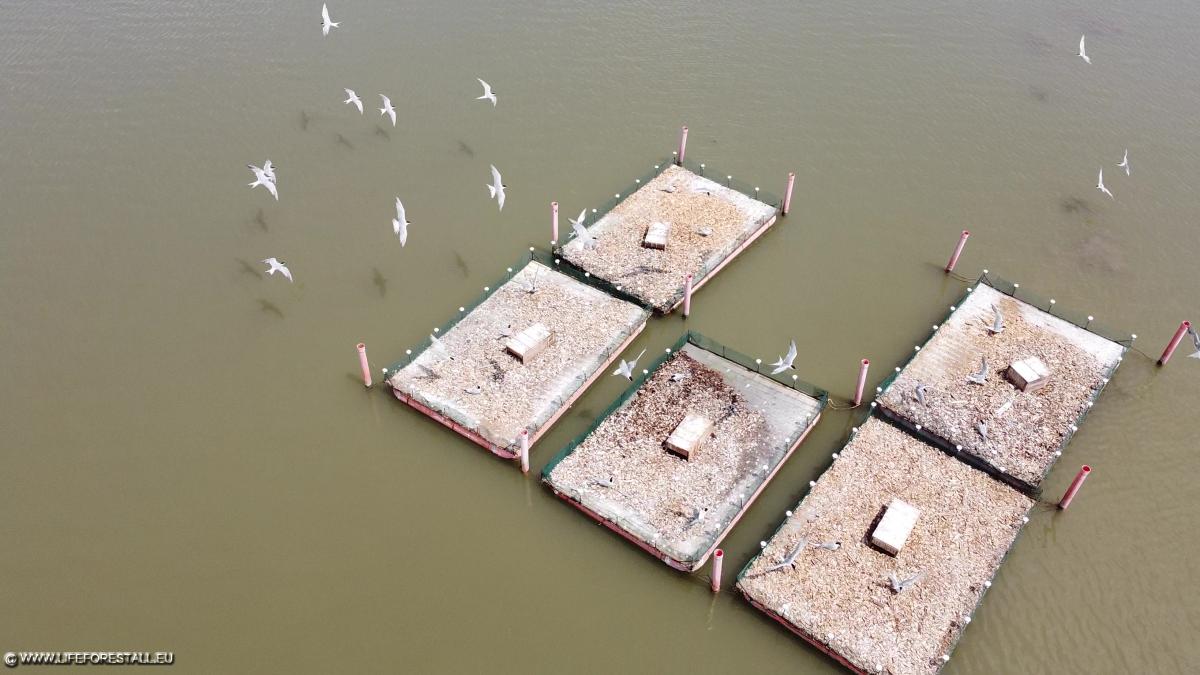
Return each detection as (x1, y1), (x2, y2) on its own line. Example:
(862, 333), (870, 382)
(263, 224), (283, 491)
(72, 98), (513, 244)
(1077, 34), (1133, 200)
(246, 3), (508, 283)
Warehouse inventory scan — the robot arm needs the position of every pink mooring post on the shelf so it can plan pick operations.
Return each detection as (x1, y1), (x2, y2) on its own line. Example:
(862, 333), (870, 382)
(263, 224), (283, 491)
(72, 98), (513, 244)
(782, 172), (796, 215)
(853, 359), (870, 406)
(519, 430), (530, 474)
(551, 201), (559, 244)
(677, 125), (689, 165)
(1157, 320), (1191, 366)
(683, 274), (694, 318)
(1058, 465), (1092, 509)
(945, 230), (970, 273)
(711, 549), (724, 593)
(356, 343), (372, 387)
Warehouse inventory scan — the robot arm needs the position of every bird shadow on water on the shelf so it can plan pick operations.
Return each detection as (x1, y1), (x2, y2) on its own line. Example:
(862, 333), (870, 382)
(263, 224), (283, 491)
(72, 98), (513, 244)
(299, 110), (311, 132)
(1060, 196), (1093, 216)
(452, 250), (470, 278)
(251, 208), (268, 232)
(1028, 85), (1049, 104)
(236, 258), (263, 279)
(335, 133), (355, 150)
(374, 126), (391, 141)
(1074, 232), (1127, 275)
(257, 298), (285, 319)
(372, 267), (388, 297)
(457, 140), (475, 158)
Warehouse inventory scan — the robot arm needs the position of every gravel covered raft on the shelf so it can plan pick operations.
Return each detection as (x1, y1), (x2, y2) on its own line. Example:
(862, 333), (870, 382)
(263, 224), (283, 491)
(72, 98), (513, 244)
(545, 343), (823, 570)
(386, 260), (649, 452)
(558, 164), (778, 313)
(878, 284), (1124, 489)
(738, 419), (1033, 675)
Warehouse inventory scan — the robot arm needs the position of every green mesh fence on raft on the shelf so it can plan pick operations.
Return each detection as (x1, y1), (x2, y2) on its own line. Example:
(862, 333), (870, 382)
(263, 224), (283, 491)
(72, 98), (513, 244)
(541, 330), (828, 479)
(551, 156), (783, 313)
(870, 272), (1129, 496)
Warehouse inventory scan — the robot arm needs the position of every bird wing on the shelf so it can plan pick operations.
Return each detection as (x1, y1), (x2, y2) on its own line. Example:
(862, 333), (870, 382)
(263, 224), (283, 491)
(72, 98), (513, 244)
(576, 209), (587, 226)
(490, 164), (502, 188)
(1079, 35), (1085, 54)
(322, 4), (331, 23)
(785, 340), (797, 363)
(571, 220), (589, 240)
(280, 265), (293, 282)
(263, 180), (278, 200)
(478, 78), (491, 95)
(395, 197), (406, 224)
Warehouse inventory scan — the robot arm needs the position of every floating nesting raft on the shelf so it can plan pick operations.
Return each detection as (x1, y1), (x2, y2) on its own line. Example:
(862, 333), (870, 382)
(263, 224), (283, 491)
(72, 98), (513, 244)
(738, 418), (1033, 675)
(543, 335), (826, 571)
(558, 164), (779, 313)
(877, 282), (1124, 492)
(386, 259), (649, 461)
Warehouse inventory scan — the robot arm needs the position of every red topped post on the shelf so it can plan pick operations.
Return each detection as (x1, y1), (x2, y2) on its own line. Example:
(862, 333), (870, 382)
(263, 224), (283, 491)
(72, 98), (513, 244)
(945, 230), (970, 273)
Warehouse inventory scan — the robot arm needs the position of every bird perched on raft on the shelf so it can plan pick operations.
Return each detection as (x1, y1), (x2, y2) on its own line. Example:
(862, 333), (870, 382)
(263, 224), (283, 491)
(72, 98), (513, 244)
(986, 305), (1005, 335)
(612, 349), (647, 380)
(914, 382), (929, 407)
(889, 571), (922, 593)
(770, 340), (798, 375)
(813, 541), (841, 551)
(977, 421), (989, 442)
(967, 356), (989, 385)
(759, 538), (807, 575)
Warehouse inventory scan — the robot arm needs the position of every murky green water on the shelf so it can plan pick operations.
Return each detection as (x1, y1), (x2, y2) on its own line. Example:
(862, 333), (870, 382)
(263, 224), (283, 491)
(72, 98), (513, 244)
(2, 1), (1197, 672)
